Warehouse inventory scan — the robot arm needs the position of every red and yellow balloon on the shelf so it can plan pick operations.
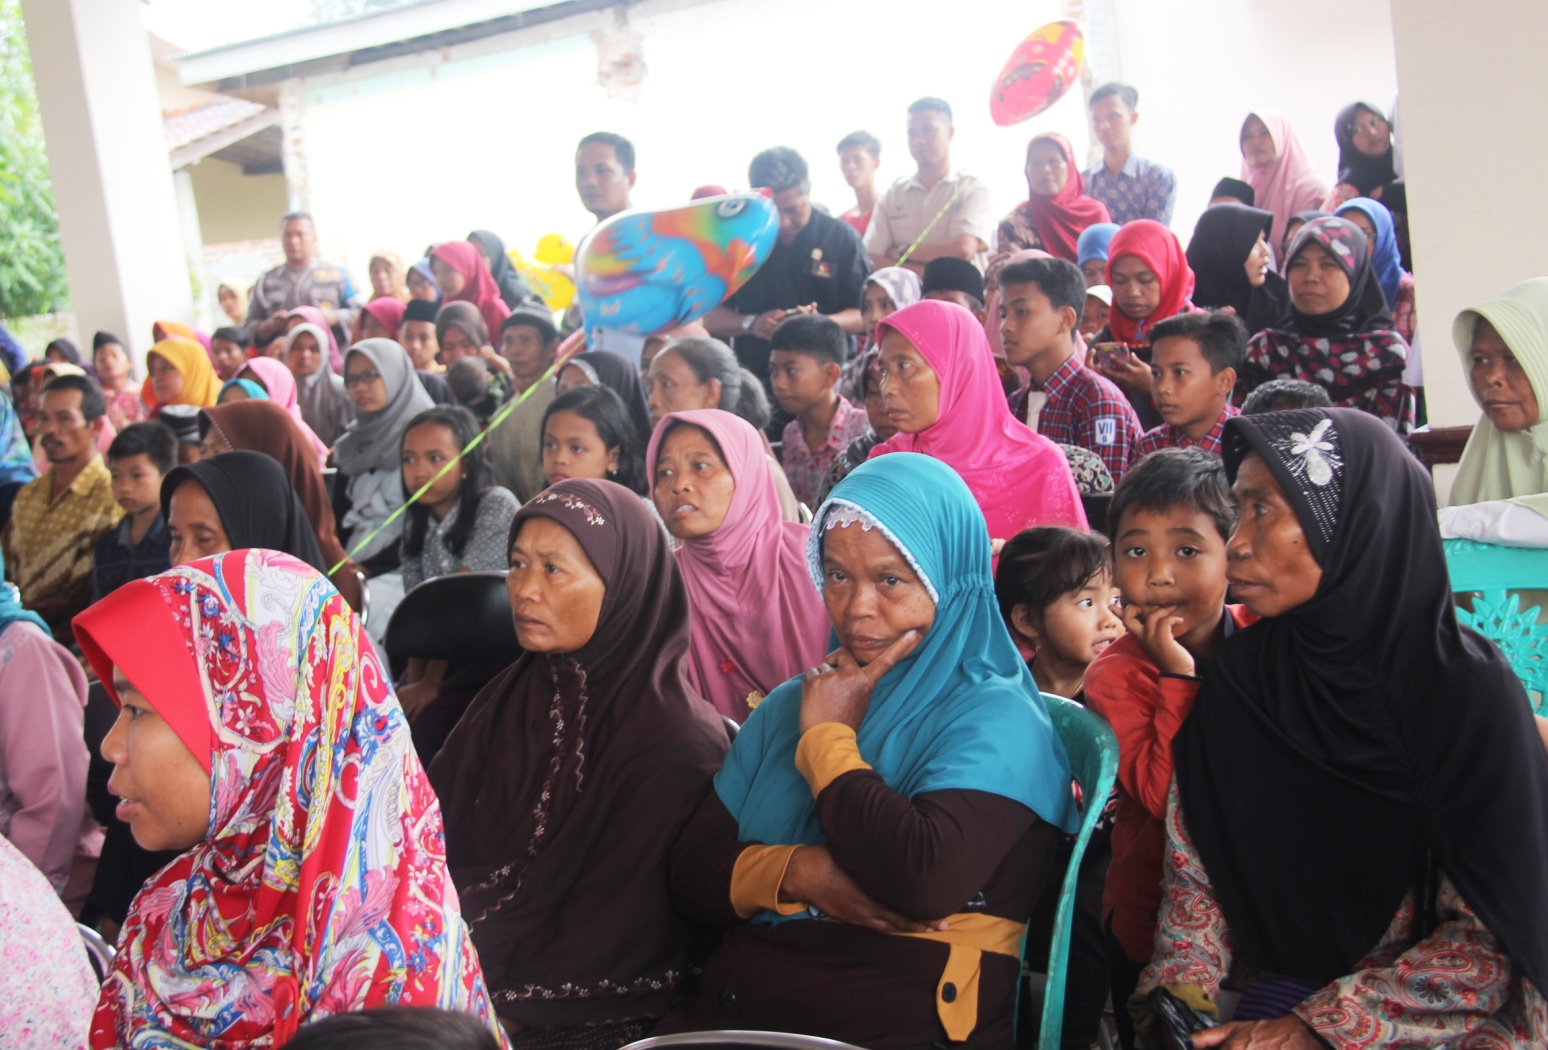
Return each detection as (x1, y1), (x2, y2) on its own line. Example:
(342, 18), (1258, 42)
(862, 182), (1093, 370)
(990, 20), (1085, 126)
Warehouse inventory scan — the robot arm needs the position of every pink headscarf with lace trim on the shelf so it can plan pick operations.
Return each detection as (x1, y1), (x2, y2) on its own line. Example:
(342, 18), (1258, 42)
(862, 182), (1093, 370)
(869, 300), (1085, 541)
(647, 409), (830, 723)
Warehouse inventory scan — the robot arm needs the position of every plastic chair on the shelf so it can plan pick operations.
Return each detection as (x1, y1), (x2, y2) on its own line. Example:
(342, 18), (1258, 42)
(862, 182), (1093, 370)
(1443, 538), (1548, 715)
(382, 571), (519, 681)
(78, 922), (116, 981)
(621, 1032), (864, 1050)
(1024, 693), (1120, 1049)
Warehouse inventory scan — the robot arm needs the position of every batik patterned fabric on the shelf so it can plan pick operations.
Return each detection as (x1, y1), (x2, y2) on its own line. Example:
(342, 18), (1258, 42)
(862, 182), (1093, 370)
(1244, 215), (1414, 432)
(75, 549), (504, 1049)
(1141, 785), (1548, 1047)
(1244, 328), (1414, 433)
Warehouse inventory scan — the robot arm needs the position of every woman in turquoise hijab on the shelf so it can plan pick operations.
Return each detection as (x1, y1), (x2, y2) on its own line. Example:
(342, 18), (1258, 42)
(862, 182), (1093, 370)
(664, 452), (1076, 1049)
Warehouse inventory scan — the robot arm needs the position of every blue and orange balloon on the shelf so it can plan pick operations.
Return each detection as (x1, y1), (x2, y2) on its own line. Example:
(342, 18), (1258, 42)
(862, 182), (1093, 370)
(576, 192), (779, 337)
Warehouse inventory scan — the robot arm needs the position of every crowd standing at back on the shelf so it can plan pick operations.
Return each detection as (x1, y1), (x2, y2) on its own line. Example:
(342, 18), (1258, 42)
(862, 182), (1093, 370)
(0, 75), (1545, 1050)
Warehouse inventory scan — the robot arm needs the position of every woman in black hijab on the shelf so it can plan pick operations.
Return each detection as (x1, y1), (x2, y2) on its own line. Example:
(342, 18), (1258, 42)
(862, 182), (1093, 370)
(430, 479), (728, 1046)
(1138, 408), (1548, 1048)
(1185, 203), (1290, 337)
(1329, 101), (1410, 268)
(468, 229), (534, 310)
(1239, 216), (1412, 431)
(160, 450), (328, 572)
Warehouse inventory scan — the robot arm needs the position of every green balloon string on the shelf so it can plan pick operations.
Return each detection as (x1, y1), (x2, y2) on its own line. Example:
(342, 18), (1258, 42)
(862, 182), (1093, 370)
(893, 181), (966, 268)
(328, 337), (581, 577)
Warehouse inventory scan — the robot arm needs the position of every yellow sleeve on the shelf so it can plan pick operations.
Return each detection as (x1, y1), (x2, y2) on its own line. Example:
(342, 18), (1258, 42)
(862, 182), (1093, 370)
(794, 721), (873, 796)
(729, 844), (805, 919)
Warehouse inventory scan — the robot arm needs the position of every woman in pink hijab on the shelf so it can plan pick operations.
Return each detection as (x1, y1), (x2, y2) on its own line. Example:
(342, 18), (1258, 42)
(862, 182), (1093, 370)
(1239, 109), (1330, 255)
(430, 242), (511, 344)
(237, 356), (331, 462)
(869, 299), (1085, 543)
(647, 408), (829, 724)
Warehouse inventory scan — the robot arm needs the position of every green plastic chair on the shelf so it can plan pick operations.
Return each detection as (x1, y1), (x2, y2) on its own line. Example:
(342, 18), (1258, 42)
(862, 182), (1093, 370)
(1443, 538), (1548, 715)
(1022, 693), (1120, 1049)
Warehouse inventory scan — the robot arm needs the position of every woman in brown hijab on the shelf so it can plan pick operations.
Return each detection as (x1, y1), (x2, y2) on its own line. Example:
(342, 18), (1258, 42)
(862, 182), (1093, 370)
(429, 478), (729, 1047)
(198, 399), (364, 611)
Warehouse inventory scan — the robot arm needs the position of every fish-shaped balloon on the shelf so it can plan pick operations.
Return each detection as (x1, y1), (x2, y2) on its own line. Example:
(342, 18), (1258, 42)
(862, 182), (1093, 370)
(990, 20), (1084, 126)
(576, 192), (779, 337)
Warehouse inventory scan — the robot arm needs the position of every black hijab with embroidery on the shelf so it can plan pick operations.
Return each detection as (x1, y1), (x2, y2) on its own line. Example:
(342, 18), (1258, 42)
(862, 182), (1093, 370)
(1174, 408), (1548, 993)
(429, 479), (728, 1027)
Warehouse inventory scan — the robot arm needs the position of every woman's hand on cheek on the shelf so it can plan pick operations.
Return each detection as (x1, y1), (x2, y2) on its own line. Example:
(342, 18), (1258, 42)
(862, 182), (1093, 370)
(798, 631), (920, 734)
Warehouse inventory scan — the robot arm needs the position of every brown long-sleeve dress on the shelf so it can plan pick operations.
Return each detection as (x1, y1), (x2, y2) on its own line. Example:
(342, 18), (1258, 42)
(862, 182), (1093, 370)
(660, 723), (1061, 1049)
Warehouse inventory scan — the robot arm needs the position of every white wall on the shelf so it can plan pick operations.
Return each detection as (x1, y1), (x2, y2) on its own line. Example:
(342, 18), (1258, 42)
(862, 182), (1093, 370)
(1390, 0), (1548, 450)
(289, 0), (1396, 305)
(1113, 0), (1396, 247)
(295, 0), (1082, 277)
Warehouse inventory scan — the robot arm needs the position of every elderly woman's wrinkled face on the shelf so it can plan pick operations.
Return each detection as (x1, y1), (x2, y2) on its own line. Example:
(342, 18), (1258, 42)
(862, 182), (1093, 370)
(168, 479), (231, 565)
(1025, 137), (1070, 198)
(507, 516), (605, 654)
(820, 520), (936, 667)
(876, 329), (940, 435)
(1226, 452), (1323, 618)
(1469, 317), (1540, 432)
(646, 348), (719, 425)
(101, 670), (210, 852)
(653, 424), (736, 540)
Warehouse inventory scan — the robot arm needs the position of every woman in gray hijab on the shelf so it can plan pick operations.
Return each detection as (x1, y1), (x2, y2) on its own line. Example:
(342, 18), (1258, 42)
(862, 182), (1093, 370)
(332, 338), (435, 581)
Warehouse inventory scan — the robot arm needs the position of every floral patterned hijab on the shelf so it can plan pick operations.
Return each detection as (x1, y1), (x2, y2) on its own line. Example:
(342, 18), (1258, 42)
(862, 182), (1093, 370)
(74, 550), (505, 1049)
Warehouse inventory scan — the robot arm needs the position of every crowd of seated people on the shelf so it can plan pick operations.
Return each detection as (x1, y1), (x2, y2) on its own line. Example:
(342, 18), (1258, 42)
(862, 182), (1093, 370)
(0, 81), (1544, 1050)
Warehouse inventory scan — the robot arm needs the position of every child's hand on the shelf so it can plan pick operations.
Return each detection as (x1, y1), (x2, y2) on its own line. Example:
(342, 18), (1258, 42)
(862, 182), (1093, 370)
(1123, 604), (1197, 677)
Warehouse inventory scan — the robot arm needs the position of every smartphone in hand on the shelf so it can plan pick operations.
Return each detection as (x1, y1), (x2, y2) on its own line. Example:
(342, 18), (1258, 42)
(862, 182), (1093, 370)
(1093, 342), (1132, 372)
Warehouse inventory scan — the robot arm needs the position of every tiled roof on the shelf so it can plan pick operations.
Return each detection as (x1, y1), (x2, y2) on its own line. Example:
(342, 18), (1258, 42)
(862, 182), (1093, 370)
(163, 97), (268, 152)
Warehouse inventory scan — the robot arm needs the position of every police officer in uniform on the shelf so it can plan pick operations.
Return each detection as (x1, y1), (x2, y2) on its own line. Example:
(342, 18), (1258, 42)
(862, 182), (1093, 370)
(245, 211), (363, 346)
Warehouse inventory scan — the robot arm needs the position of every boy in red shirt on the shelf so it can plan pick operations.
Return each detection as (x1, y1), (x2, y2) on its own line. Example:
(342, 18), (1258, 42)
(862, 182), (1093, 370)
(1083, 447), (1252, 1048)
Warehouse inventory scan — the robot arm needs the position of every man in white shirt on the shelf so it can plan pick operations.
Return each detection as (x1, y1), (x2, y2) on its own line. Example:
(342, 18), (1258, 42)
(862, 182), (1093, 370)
(864, 98), (993, 277)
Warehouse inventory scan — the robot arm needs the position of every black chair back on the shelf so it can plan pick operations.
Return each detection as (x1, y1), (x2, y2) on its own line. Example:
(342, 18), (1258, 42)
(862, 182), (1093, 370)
(384, 572), (520, 679)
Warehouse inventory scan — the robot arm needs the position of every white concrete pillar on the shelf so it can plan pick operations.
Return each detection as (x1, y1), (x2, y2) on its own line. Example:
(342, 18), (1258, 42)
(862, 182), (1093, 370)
(1390, 0), (1548, 489)
(18, 0), (192, 364)
(279, 77), (310, 214)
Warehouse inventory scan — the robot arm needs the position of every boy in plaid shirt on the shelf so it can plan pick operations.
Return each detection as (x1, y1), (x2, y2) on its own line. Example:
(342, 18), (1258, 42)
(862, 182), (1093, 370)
(999, 257), (1142, 480)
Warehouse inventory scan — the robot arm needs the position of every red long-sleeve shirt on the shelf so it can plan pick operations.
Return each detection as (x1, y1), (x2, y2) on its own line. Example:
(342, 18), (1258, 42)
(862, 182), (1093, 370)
(1082, 605), (1255, 963)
